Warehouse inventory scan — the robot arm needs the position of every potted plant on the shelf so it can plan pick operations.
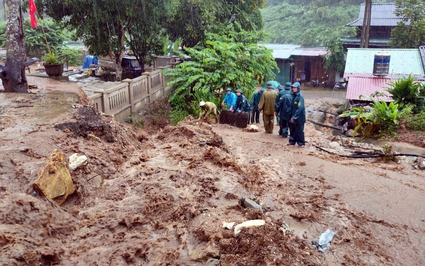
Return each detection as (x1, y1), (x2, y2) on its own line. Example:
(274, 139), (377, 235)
(43, 52), (64, 77)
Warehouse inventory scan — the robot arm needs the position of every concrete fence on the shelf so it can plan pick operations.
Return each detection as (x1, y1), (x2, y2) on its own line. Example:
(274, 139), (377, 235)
(88, 67), (172, 121)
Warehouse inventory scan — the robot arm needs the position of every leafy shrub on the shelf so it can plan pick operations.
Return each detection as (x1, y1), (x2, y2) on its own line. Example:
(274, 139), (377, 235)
(0, 19), (73, 57)
(169, 109), (189, 125)
(164, 25), (278, 120)
(404, 112), (425, 131)
(340, 100), (401, 138)
(42, 52), (61, 64)
(387, 75), (425, 113)
(60, 47), (83, 66)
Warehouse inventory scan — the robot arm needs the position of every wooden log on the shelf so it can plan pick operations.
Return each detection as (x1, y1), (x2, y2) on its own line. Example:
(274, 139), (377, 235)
(308, 119), (342, 130)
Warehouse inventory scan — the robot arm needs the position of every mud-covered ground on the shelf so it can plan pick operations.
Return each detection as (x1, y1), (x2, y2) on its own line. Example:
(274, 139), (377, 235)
(1, 78), (425, 265)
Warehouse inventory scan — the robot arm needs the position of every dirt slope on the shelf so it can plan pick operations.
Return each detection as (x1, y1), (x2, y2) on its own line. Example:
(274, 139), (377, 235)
(1, 81), (425, 265)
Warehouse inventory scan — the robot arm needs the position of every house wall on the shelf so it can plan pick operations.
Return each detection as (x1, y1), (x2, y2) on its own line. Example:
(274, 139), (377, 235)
(293, 56), (334, 85)
(354, 26), (394, 38)
(273, 59), (292, 84)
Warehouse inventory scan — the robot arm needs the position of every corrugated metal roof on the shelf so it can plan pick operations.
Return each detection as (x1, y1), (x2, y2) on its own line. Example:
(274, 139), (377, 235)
(346, 3), (402, 27)
(292, 48), (327, 56)
(345, 76), (393, 101)
(259, 44), (301, 59)
(344, 48), (425, 76)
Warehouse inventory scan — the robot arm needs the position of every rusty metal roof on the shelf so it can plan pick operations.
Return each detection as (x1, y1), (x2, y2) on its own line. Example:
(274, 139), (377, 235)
(345, 76), (393, 101)
(260, 44), (301, 59)
(346, 3), (402, 27)
(344, 48), (425, 77)
(292, 48), (327, 56)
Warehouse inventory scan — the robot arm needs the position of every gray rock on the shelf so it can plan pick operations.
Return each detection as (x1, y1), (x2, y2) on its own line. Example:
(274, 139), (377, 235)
(345, 129), (361, 137)
(417, 158), (425, 170)
(328, 141), (340, 148)
(205, 258), (220, 266)
(240, 197), (263, 213)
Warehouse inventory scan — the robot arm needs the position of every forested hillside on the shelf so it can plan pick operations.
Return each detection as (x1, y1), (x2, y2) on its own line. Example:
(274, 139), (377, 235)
(262, 0), (393, 47)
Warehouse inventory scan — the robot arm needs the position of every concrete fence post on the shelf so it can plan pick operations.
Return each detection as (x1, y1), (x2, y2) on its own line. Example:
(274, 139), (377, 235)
(143, 72), (152, 103)
(123, 78), (133, 113)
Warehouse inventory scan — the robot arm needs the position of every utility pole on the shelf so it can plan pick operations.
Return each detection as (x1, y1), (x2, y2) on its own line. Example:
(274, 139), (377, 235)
(360, 0), (372, 48)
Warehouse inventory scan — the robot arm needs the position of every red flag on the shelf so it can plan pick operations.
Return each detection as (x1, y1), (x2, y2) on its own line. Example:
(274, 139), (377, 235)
(29, 0), (37, 28)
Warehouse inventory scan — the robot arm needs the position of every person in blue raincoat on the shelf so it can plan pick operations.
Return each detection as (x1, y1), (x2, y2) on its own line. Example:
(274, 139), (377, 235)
(287, 82), (306, 147)
(250, 88), (264, 123)
(275, 82), (293, 138)
(221, 88), (237, 112)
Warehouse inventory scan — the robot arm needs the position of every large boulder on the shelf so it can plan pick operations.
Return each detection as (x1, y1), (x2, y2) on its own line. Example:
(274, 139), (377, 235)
(33, 149), (75, 205)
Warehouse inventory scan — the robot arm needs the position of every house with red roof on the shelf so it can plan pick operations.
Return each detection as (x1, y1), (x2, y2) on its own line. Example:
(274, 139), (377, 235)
(344, 47), (425, 101)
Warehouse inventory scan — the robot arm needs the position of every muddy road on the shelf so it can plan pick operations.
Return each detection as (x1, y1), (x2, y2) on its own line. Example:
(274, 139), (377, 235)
(0, 79), (425, 265)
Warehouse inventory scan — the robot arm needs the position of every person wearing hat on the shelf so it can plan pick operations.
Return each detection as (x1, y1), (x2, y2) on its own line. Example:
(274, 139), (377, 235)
(235, 89), (250, 113)
(221, 88), (237, 112)
(274, 85), (284, 128)
(250, 88), (264, 124)
(275, 82), (293, 138)
(199, 101), (219, 123)
(287, 82), (306, 147)
(258, 82), (277, 134)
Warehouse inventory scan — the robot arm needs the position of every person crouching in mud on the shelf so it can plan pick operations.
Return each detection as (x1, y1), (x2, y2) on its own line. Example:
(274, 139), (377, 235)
(199, 101), (219, 123)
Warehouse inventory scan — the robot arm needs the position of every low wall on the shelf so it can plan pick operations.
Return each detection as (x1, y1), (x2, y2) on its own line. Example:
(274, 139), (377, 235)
(88, 67), (172, 121)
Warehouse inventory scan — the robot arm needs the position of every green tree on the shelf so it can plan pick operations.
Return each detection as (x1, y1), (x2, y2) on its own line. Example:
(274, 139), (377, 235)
(166, 0), (266, 47)
(320, 29), (352, 73)
(164, 26), (278, 122)
(389, 0), (425, 48)
(126, 0), (175, 70)
(261, 1), (359, 46)
(35, 0), (174, 80)
(0, 18), (71, 57)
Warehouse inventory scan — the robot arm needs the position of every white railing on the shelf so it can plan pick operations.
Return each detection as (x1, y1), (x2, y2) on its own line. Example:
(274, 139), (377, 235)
(88, 66), (172, 121)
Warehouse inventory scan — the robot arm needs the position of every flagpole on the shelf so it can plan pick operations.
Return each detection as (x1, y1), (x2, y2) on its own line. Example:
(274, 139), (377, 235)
(36, 12), (51, 54)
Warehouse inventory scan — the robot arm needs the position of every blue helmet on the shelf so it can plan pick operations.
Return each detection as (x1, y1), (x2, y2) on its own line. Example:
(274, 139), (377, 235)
(291, 82), (301, 92)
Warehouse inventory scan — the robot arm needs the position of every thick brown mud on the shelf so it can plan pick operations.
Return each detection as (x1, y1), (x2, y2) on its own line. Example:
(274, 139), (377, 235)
(1, 80), (425, 265)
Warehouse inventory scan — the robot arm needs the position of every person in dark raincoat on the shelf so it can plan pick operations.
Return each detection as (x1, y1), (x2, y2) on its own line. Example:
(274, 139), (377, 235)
(235, 89), (250, 112)
(274, 85), (283, 128)
(287, 82), (306, 147)
(275, 82), (293, 138)
(250, 88), (264, 124)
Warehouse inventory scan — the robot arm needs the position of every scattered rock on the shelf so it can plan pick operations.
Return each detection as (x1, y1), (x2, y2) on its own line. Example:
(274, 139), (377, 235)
(345, 129), (361, 137)
(328, 141), (340, 148)
(139, 151), (150, 162)
(189, 243), (219, 261)
(415, 157), (425, 170)
(243, 124), (259, 132)
(68, 153), (88, 171)
(240, 197), (263, 213)
(87, 133), (101, 142)
(33, 149), (75, 205)
(222, 221), (235, 230)
(234, 220), (266, 236)
(205, 258), (220, 266)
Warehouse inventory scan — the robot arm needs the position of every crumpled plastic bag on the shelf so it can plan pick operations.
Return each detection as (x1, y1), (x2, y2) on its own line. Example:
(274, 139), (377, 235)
(312, 229), (336, 252)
